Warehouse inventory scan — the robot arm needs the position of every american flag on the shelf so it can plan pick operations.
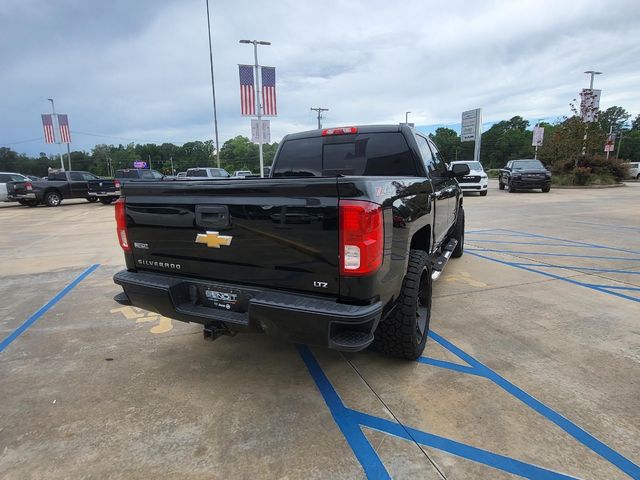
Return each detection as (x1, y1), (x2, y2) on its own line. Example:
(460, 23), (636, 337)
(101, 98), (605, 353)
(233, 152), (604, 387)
(58, 114), (71, 143)
(41, 114), (55, 144)
(239, 65), (255, 116)
(261, 66), (277, 116)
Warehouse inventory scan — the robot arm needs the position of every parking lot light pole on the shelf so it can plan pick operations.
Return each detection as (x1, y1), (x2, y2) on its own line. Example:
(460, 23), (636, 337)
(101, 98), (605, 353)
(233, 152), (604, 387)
(240, 39), (270, 178)
(405, 111), (411, 124)
(206, 0), (221, 168)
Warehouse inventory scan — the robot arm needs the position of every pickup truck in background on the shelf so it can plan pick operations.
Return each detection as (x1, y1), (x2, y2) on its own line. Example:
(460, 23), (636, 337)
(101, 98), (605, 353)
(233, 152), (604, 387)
(499, 159), (552, 193)
(113, 124), (469, 359)
(10, 170), (104, 207)
(87, 168), (164, 204)
(185, 167), (231, 179)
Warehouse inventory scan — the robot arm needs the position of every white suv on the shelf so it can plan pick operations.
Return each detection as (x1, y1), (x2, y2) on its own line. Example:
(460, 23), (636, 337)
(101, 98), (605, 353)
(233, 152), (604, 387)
(449, 161), (489, 196)
(627, 162), (639, 180)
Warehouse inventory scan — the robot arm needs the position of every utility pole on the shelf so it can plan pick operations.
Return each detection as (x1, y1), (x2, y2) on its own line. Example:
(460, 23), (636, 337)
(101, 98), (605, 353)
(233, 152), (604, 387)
(616, 132), (623, 159)
(240, 39), (271, 178)
(148, 153), (151, 169)
(310, 107), (329, 129)
(606, 125), (613, 160)
(205, 0), (221, 167)
(47, 98), (65, 171)
(405, 111), (411, 124)
(170, 156), (175, 175)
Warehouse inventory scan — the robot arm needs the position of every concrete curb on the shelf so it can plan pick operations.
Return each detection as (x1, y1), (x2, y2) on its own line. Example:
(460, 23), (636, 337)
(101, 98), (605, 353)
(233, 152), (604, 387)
(552, 183), (626, 189)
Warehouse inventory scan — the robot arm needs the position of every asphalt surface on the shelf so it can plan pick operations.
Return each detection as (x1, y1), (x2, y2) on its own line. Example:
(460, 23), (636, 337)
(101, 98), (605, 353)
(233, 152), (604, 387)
(1, 181), (639, 479)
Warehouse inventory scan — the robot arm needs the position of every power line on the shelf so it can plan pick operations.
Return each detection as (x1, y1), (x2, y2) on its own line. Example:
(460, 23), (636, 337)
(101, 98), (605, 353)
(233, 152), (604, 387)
(0, 137), (42, 146)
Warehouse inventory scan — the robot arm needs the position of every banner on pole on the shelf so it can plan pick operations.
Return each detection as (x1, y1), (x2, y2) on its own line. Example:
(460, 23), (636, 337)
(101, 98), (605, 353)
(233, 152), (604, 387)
(579, 89), (601, 123)
(604, 134), (615, 152)
(261, 66), (277, 116)
(532, 126), (544, 147)
(239, 65), (256, 116)
(41, 114), (55, 144)
(251, 119), (271, 143)
(58, 114), (71, 143)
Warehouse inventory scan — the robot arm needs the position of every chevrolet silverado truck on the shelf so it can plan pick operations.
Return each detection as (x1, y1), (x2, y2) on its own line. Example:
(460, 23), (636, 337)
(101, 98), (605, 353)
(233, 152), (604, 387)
(112, 125), (469, 359)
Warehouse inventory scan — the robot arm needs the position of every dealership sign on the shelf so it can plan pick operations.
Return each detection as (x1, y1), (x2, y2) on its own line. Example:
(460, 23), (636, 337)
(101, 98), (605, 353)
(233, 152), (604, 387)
(461, 109), (481, 142)
(133, 161), (148, 169)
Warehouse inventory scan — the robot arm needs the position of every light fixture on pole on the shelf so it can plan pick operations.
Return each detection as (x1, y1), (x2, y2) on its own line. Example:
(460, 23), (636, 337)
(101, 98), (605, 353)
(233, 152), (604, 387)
(310, 107), (329, 129)
(405, 111), (411, 124)
(584, 70), (602, 90)
(239, 39), (271, 178)
(206, 0), (221, 167)
(47, 98), (65, 170)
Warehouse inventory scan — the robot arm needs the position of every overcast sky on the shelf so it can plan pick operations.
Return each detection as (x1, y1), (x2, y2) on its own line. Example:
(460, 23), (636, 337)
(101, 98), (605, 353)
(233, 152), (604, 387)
(2, 0), (640, 156)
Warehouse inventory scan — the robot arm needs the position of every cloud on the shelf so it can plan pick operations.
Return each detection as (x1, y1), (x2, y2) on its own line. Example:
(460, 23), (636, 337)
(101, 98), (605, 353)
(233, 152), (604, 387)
(1, 0), (639, 157)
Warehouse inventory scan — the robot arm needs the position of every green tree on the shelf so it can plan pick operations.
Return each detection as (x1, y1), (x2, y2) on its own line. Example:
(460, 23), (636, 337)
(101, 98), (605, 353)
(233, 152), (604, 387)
(598, 106), (631, 133)
(480, 116), (533, 169)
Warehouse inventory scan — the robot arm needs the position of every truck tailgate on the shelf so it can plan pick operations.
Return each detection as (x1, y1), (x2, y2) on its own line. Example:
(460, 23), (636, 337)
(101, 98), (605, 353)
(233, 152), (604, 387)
(123, 179), (340, 296)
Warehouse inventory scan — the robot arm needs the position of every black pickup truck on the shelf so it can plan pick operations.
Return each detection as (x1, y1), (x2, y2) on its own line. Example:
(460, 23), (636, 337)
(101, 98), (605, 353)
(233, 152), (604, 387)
(499, 159), (552, 192)
(9, 171), (105, 207)
(112, 125), (469, 359)
(87, 168), (164, 204)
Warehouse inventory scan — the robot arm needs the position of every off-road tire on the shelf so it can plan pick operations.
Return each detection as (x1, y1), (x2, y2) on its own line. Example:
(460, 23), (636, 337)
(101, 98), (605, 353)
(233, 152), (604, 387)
(44, 191), (62, 207)
(508, 181), (517, 193)
(450, 206), (465, 257)
(480, 190), (488, 196)
(87, 197), (98, 203)
(373, 249), (432, 360)
(498, 179), (505, 190)
(542, 186), (550, 193)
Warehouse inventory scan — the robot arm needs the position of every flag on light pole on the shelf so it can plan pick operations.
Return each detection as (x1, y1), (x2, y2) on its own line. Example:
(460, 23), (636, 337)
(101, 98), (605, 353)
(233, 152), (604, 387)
(239, 65), (255, 116)
(41, 114), (56, 144)
(58, 114), (72, 143)
(261, 66), (277, 116)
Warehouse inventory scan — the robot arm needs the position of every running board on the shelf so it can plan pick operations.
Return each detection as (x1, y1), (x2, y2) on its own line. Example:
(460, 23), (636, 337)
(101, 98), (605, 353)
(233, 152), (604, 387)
(431, 239), (458, 281)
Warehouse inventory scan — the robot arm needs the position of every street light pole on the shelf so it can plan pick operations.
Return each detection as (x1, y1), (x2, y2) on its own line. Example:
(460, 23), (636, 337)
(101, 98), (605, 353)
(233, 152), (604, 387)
(240, 39), (270, 178)
(405, 111), (411, 124)
(310, 107), (329, 129)
(206, 0), (221, 167)
(47, 98), (65, 171)
(580, 70), (603, 164)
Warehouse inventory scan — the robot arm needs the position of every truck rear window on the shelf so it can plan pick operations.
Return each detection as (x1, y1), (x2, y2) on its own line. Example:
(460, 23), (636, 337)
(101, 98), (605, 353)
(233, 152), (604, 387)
(273, 132), (418, 177)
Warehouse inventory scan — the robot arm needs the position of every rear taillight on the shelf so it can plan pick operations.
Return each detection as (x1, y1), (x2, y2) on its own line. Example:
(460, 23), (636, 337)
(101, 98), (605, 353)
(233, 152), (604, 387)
(114, 198), (130, 252)
(114, 180), (121, 189)
(322, 127), (358, 136)
(25, 182), (33, 191)
(339, 200), (383, 276)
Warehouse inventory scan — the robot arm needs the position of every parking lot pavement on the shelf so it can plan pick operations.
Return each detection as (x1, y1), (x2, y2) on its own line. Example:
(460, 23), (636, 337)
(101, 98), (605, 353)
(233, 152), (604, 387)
(1, 183), (639, 479)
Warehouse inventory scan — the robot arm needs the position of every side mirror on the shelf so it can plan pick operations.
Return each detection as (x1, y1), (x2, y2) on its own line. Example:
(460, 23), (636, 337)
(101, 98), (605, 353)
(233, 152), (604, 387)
(450, 164), (470, 178)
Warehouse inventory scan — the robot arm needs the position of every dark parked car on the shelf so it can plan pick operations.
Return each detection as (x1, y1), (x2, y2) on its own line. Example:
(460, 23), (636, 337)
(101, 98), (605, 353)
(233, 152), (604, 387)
(499, 159), (551, 192)
(112, 124), (470, 360)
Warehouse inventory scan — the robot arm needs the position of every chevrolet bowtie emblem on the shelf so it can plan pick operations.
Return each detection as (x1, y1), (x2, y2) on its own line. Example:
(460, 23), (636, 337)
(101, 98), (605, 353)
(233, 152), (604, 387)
(195, 231), (233, 248)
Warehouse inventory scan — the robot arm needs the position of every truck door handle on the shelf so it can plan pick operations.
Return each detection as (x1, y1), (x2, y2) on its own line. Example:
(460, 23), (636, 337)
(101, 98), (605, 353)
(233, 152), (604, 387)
(195, 205), (230, 228)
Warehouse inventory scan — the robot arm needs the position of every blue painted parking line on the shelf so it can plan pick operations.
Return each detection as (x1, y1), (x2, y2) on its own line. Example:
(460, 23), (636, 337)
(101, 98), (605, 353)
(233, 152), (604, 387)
(351, 410), (579, 480)
(296, 344), (390, 479)
(298, 344), (587, 479)
(417, 356), (481, 376)
(468, 251), (640, 303)
(426, 332), (640, 479)
(0, 264), (100, 353)
(571, 221), (640, 233)
(466, 239), (603, 248)
(510, 264), (640, 275)
(467, 248), (640, 262)
(496, 228), (640, 256)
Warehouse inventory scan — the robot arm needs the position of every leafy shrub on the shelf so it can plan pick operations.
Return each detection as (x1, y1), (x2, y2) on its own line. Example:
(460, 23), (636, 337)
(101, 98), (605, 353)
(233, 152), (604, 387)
(571, 166), (592, 185)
